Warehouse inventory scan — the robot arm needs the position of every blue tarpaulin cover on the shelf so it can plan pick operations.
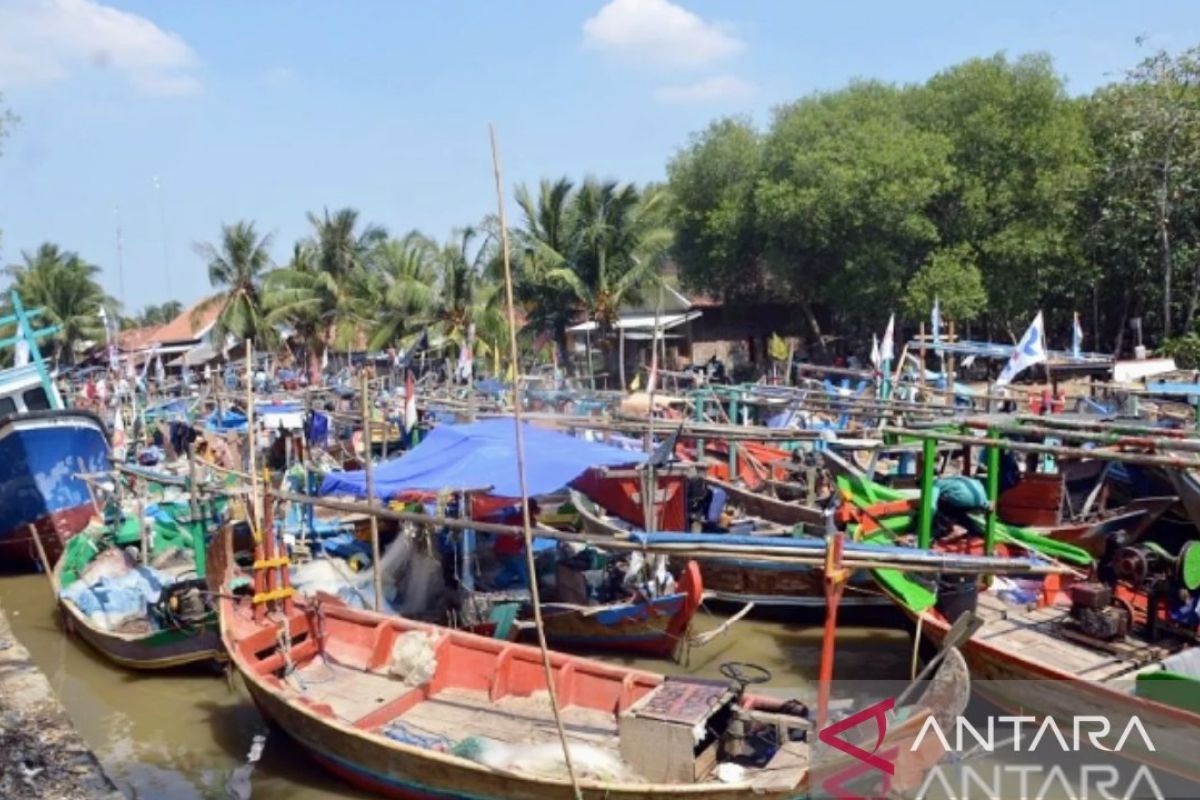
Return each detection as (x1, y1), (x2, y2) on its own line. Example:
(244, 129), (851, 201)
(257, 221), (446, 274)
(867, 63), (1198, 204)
(319, 419), (644, 499)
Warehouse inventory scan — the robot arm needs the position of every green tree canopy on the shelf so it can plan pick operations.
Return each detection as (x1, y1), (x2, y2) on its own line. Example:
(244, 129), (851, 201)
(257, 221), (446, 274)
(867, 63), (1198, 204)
(5, 243), (113, 365)
(193, 221), (275, 347)
(902, 244), (988, 324)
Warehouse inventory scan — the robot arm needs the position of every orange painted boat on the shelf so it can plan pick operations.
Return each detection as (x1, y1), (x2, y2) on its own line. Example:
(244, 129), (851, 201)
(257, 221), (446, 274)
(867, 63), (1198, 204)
(215, 530), (958, 799)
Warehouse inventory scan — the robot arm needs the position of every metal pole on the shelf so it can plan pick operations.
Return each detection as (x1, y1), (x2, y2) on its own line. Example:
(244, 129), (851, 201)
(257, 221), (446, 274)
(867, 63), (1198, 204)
(984, 429), (1000, 558)
(917, 437), (937, 549)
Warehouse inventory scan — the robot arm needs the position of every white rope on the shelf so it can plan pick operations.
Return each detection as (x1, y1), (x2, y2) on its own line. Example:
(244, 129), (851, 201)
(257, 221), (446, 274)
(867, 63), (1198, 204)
(689, 601), (756, 647)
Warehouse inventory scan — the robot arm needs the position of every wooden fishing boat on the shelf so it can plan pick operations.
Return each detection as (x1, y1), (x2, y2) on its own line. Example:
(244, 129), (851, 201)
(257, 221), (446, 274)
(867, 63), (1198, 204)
(876, 562), (1200, 785)
(215, 529), (964, 799)
(0, 408), (111, 566)
(573, 490), (886, 609)
(702, 476), (823, 530)
(53, 501), (222, 670)
(996, 467), (1176, 557)
(525, 560), (703, 657)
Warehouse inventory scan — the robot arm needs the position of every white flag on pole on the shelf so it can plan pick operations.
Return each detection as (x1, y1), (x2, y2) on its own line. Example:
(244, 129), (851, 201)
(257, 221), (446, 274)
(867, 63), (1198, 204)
(870, 334), (881, 369)
(879, 313), (895, 362)
(931, 298), (942, 346)
(1072, 313), (1084, 359)
(996, 311), (1047, 386)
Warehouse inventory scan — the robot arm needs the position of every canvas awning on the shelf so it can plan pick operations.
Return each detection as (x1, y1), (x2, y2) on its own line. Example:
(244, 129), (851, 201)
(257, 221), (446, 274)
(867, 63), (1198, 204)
(319, 419), (644, 499)
(567, 310), (701, 333)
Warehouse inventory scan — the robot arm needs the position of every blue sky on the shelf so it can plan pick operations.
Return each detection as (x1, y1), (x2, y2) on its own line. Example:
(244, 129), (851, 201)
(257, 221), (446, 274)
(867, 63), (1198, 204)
(0, 0), (1197, 316)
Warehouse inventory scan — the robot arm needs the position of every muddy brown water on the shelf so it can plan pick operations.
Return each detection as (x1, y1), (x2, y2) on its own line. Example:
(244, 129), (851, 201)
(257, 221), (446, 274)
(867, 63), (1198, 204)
(0, 574), (912, 799)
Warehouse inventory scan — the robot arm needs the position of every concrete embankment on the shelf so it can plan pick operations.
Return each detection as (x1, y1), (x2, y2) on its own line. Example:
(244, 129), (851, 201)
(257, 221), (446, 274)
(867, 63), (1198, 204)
(0, 604), (125, 799)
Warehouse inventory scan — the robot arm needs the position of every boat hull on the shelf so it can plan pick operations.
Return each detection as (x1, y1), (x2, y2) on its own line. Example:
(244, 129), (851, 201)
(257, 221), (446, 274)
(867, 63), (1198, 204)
(0, 410), (110, 568)
(55, 552), (223, 669)
(62, 605), (223, 669)
(242, 674), (799, 800)
(536, 561), (704, 657)
(904, 604), (1200, 785)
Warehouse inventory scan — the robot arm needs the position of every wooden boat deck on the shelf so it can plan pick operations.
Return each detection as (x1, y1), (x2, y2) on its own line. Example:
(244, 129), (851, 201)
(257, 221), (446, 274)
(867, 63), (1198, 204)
(283, 661), (622, 752)
(287, 659), (404, 723)
(973, 593), (1183, 684)
(396, 688), (620, 753)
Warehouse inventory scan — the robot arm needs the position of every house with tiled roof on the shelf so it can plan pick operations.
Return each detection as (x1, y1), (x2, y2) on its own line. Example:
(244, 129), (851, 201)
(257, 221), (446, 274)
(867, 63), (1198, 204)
(119, 296), (224, 368)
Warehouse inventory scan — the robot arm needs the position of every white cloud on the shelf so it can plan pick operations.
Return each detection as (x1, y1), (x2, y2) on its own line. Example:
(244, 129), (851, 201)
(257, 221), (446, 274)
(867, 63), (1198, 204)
(582, 0), (743, 68)
(655, 74), (755, 104)
(0, 0), (201, 96)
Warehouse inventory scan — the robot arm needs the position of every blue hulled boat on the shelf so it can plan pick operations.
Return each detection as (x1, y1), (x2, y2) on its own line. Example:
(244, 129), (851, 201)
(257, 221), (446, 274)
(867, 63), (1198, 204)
(0, 291), (110, 567)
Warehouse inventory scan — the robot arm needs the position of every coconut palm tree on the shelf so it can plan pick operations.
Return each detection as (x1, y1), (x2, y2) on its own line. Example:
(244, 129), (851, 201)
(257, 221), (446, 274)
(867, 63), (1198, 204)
(363, 232), (439, 351)
(4, 243), (113, 366)
(192, 221), (275, 347)
(264, 208), (387, 381)
(429, 227), (506, 374)
(543, 180), (672, 385)
(514, 177), (582, 370)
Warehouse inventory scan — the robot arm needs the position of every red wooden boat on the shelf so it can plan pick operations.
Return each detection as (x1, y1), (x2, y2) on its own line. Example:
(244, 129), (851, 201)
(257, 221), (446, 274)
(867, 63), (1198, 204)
(215, 528), (959, 799)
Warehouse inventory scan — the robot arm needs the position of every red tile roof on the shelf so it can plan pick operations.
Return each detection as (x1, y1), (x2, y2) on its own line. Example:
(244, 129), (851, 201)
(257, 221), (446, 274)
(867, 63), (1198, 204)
(153, 296), (223, 342)
(118, 325), (163, 351)
(117, 296), (223, 352)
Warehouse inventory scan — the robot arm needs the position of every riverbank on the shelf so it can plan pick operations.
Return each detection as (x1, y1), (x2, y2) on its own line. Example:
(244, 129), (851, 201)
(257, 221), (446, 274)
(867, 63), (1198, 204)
(0, 603), (125, 800)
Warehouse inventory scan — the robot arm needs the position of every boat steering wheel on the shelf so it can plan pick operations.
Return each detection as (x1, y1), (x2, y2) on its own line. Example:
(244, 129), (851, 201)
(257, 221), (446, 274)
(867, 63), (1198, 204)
(719, 661), (773, 694)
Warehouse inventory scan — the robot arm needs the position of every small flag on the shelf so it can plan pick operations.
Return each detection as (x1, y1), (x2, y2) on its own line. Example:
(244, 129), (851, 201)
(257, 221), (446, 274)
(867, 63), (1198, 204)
(13, 339), (29, 367)
(1072, 312), (1084, 359)
(768, 333), (788, 362)
(931, 298), (942, 346)
(112, 406), (127, 460)
(996, 311), (1047, 386)
(403, 369), (418, 433)
(457, 324), (475, 380)
(155, 352), (165, 384)
(870, 334), (880, 369)
(880, 313), (895, 362)
(629, 372), (641, 392)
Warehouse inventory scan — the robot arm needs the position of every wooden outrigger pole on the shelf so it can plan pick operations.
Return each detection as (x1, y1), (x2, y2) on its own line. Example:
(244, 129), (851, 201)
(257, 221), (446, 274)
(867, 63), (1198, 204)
(490, 124), (584, 800)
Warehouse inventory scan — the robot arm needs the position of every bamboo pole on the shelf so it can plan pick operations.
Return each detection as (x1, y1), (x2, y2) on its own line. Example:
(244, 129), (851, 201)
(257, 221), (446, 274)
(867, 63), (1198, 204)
(880, 425), (1200, 470)
(245, 339), (258, 533)
(918, 322), (926, 393)
(490, 124), (583, 800)
(77, 456), (101, 517)
(963, 418), (1200, 454)
(945, 321), (956, 403)
(618, 326), (626, 392)
(201, 484), (1070, 574)
(187, 443), (206, 578)
(28, 524), (55, 596)
(361, 372), (383, 612)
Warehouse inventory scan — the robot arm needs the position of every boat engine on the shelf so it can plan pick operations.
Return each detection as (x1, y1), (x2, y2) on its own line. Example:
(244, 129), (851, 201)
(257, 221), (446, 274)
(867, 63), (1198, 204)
(156, 578), (211, 627)
(1068, 582), (1130, 641)
(1110, 541), (1200, 640)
